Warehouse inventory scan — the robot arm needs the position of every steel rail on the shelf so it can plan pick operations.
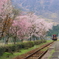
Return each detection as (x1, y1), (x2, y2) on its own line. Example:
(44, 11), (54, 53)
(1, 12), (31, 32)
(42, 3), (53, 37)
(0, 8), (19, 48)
(24, 42), (53, 59)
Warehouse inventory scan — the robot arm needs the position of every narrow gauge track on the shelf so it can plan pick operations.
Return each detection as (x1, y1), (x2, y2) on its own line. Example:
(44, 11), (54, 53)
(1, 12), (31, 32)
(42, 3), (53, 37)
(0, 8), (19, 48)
(24, 42), (53, 59)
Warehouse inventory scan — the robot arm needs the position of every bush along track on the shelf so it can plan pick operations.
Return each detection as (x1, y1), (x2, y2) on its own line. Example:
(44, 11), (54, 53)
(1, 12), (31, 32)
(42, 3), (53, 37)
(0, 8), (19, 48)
(0, 40), (46, 56)
(13, 41), (53, 59)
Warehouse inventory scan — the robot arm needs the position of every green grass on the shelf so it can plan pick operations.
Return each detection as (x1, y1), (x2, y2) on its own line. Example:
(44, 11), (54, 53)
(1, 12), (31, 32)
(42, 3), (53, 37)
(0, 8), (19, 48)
(0, 52), (13, 59)
(44, 39), (52, 42)
(0, 40), (53, 59)
(48, 49), (55, 59)
(41, 47), (48, 51)
(47, 40), (55, 59)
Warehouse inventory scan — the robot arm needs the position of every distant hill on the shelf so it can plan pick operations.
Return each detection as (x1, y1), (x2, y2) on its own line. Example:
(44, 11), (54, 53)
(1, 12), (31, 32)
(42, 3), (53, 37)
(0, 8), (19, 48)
(12, 0), (59, 23)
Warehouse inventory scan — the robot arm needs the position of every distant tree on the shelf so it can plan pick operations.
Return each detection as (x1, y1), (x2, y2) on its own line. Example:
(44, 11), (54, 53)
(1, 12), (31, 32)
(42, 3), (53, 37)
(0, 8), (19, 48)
(47, 25), (59, 36)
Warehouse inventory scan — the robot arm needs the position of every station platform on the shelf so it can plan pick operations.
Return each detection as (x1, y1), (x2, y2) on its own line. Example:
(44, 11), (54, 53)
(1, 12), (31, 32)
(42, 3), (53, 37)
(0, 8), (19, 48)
(41, 41), (59, 59)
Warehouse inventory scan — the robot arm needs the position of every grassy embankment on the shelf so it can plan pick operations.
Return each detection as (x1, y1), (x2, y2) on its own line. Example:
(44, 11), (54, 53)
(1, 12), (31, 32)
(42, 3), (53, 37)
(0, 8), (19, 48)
(0, 40), (53, 59)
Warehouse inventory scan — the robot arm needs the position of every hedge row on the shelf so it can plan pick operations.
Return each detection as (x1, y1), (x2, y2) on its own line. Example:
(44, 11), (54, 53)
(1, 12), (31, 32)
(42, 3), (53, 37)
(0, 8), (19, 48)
(0, 40), (46, 56)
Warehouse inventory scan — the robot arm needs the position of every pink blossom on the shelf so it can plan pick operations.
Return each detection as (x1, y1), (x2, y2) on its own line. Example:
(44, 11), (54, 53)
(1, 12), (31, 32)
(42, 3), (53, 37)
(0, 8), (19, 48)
(10, 14), (53, 40)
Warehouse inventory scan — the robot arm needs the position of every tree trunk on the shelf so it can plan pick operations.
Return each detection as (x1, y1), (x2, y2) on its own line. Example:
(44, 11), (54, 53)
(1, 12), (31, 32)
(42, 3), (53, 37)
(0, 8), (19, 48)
(4, 35), (8, 44)
(40, 36), (43, 42)
(13, 37), (16, 44)
(29, 37), (32, 41)
(5, 39), (8, 44)
(21, 39), (23, 42)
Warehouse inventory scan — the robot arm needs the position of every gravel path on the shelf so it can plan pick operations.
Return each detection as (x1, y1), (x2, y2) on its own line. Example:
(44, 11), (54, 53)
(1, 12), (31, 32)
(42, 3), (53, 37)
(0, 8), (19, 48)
(50, 41), (59, 59)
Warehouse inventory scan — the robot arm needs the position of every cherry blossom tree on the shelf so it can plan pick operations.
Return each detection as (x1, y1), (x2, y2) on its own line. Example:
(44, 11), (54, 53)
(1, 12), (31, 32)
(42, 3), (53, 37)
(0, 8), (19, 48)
(26, 13), (53, 41)
(10, 13), (53, 43)
(10, 15), (31, 44)
(0, 0), (14, 44)
(35, 19), (53, 40)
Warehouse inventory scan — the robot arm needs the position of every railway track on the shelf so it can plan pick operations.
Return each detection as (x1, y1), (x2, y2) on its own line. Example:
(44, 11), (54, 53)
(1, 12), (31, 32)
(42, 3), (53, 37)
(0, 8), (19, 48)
(24, 42), (53, 59)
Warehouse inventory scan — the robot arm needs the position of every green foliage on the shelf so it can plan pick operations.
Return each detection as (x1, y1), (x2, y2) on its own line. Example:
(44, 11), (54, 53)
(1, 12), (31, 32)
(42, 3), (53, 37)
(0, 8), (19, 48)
(0, 40), (53, 59)
(22, 41), (34, 49)
(3, 52), (12, 57)
(0, 47), (5, 56)
(34, 40), (46, 45)
(0, 40), (46, 56)
(48, 49), (55, 59)
(47, 25), (59, 36)
(0, 52), (13, 59)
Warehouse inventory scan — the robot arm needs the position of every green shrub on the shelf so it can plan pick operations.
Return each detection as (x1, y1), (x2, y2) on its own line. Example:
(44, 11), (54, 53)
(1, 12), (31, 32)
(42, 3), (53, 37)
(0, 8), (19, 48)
(23, 41), (34, 49)
(3, 52), (12, 57)
(34, 40), (42, 45)
(0, 47), (5, 56)
(0, 40), (46, 56)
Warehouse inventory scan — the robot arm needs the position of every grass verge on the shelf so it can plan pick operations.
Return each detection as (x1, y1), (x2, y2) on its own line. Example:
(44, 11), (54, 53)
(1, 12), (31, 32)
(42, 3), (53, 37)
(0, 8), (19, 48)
(0, 40), (53, 59)
(48, 49), (55, 59)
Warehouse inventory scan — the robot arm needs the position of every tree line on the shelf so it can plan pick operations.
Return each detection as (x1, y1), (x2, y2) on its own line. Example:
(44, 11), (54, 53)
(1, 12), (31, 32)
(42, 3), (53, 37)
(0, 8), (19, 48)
(0, 0), (53, 44)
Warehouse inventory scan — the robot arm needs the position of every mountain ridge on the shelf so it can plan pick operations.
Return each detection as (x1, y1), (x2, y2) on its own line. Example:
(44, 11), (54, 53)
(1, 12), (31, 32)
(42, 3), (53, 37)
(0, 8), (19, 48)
(12, 0), (59, 23)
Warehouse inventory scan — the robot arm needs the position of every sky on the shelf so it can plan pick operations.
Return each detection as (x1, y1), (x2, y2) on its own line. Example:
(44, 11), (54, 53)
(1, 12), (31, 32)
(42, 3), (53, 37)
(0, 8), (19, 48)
(11, 0), (59, 24)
